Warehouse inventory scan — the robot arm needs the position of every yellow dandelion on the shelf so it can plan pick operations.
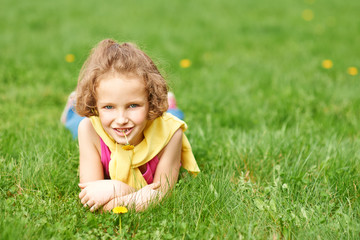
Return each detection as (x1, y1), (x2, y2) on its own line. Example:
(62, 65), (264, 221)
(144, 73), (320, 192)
(180, 59), (191, 68)
(302, 9), (314, 21)
(322, 59), (333, 69)
(112, 206), (128, 235)
(112, 206), (128, 214)
(121, 130), (134, 150)
(65, 54), (75, 63)
(347, 67), (358, 76)
(122, 145), (134, 150)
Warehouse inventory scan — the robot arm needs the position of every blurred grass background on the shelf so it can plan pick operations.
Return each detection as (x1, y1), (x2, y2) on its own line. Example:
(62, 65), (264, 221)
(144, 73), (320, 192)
(1, 0), (360, 239)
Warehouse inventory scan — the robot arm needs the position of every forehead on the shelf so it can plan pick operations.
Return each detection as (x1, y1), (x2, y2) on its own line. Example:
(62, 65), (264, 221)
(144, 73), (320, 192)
(96, 73), (147, 102)
(98, 71), (144, 85)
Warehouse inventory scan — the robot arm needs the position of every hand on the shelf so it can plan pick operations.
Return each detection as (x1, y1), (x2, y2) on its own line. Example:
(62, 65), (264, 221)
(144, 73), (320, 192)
(102, 182), (161, 212)
(79, 180), (134, 212)
(133, 182), (162, 212)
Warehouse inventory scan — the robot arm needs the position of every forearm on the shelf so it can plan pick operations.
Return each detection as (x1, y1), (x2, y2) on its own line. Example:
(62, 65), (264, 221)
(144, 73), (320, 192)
(110, 180), (136, 197)
(78, 179), (136, 212)
(103, 183), (163, 212)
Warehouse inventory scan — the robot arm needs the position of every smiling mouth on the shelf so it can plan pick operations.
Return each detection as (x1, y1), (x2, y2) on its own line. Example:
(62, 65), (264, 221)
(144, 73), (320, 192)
(114, 128), (132, 136)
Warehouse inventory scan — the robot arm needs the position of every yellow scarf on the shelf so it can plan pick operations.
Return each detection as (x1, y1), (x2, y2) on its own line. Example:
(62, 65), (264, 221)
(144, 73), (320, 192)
(90, 112), (200, 189)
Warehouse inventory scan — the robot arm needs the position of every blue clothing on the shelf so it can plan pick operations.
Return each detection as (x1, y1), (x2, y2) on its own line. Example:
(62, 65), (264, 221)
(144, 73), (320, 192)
(65, 106), (85, 138)
(167, 108), (184, 121)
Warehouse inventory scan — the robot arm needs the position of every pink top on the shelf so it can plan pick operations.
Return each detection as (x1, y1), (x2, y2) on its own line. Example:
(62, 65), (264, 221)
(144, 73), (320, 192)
(100, 138), (159, 184)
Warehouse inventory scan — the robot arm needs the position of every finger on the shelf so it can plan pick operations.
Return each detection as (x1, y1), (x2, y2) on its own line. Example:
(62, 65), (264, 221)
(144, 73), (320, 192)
(81, 195), (89, 205)
(86, 200), (94, 208)
(79, 181), (93, 189)
(79, 189), (86, 199)
(102, 203), (111, 211)
(84, 199), (93, 208)
(102, 200), (114, 212)
(102, 203), (110, 211)
(90, 203), (100, 212)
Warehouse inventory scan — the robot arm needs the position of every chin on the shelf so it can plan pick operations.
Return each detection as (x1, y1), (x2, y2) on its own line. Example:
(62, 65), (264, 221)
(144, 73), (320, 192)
(107, 133), (125, 145)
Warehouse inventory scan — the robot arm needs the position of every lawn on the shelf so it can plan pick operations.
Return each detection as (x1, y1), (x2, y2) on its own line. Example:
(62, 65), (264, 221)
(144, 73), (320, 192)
(1, 0), (360, 239)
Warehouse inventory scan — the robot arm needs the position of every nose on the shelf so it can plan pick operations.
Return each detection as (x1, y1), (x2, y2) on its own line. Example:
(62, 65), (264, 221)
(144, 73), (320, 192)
(115, 110), (129, 125)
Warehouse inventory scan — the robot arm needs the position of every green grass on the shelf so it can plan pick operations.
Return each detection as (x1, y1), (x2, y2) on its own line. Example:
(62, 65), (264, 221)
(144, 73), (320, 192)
(1, 0), (360, 239)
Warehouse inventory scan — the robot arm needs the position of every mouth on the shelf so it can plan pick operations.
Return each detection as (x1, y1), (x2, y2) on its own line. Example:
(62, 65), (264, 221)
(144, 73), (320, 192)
(114, 128), (133, 136)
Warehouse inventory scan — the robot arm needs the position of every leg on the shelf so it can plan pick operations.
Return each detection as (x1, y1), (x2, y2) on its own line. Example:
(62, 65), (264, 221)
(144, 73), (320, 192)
(167, 92), (184, 120)
(60, 91), (85, 138)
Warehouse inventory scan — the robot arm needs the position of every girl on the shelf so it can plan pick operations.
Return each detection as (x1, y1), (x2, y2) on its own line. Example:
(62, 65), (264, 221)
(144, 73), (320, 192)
(68, 39), (200, 212)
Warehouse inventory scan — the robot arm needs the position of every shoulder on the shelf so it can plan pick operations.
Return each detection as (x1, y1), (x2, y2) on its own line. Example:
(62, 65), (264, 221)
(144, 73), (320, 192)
(78, 118), (95, 136)
(78, 118), (100, 151)
(157, 128), (183, 159)
(164, 128), (183, 153)
(171, 128), (183, 143)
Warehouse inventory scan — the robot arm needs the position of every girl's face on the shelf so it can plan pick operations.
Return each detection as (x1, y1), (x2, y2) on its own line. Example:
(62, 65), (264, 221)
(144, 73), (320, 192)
(96, 74), (149, 146)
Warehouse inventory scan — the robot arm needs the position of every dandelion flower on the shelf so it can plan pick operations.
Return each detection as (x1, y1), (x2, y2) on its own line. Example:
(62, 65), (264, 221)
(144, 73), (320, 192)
(322, 59), (333, 69)
(112, 206), (128, 214)
(347, 67), (358, 76)
(122, 145), (134, 150)
(121, 130), (134, 150)
(65, 54), (75, 63)
(113, 206), (128, 235)
(302, 9), (314, 21)
(180, 59), (191, 68)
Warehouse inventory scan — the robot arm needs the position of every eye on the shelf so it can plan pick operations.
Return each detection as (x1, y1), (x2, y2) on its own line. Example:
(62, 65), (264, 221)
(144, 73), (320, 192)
(129, 104), (138, 108)
(104, 106), (113, 109)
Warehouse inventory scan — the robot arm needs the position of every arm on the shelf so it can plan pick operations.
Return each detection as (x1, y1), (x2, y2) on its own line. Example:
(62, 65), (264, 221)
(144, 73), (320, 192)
(78, 118), (104, 183)
(77, 118), (135, 211)
(103, 128), (183, 212)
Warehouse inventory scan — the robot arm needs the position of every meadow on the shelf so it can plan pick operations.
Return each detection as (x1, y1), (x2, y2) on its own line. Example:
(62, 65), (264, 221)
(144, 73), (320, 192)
(1, 0), (360, 239)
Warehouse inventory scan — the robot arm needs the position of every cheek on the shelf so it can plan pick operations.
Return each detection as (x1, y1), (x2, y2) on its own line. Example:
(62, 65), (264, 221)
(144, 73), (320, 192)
(132, 110), (148, 125)
(99, 112), (112, 125)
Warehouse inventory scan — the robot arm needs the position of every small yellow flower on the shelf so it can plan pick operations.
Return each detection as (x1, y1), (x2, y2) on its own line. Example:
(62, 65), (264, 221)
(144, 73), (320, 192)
(113, 206), (128, 235)
(347, 67), (358, 76)
(322, 59), (333, 69)
(302, 9), (314, 21)
(121, 130), (134, 150)
(180, 59), (191, 68)
(65, 54), (75, 63)
(112, 206), (128, 214)
(122, 145), (134, 150)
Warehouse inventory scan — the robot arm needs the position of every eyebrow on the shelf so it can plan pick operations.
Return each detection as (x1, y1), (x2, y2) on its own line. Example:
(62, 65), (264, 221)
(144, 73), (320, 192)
(97, 98), (147, 105)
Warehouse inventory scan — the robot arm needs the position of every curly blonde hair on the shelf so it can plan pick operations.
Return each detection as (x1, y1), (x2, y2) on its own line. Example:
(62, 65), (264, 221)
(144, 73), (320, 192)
(75, 39), (168, 119)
